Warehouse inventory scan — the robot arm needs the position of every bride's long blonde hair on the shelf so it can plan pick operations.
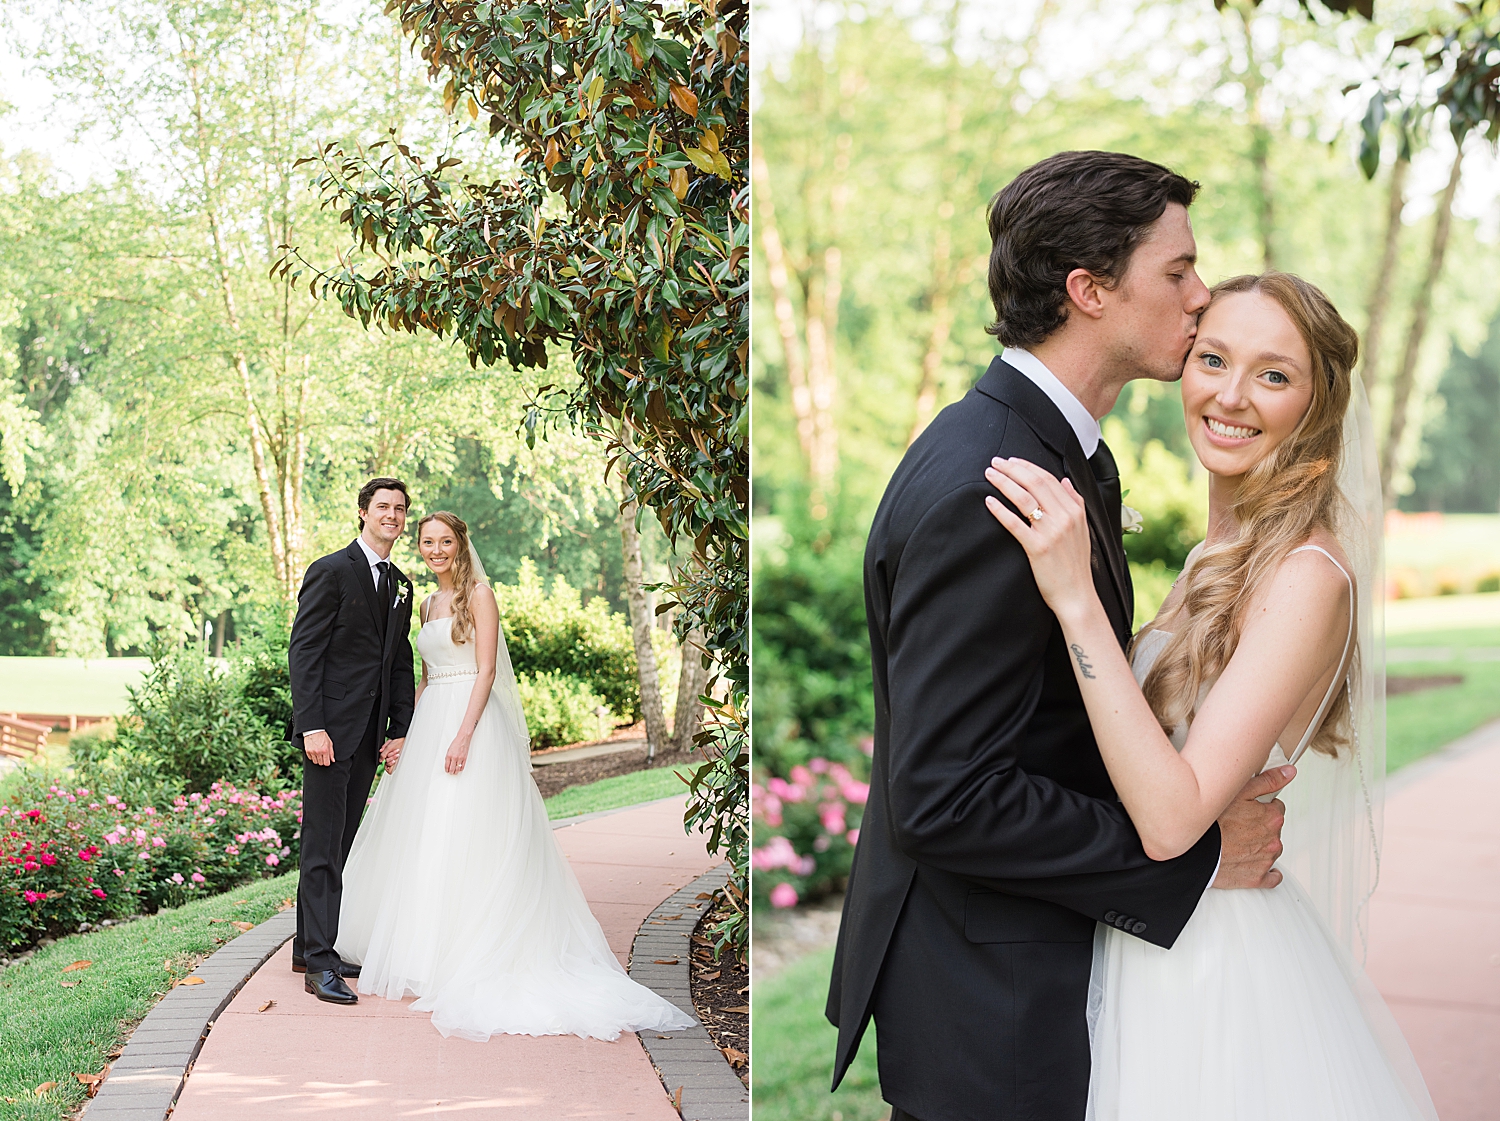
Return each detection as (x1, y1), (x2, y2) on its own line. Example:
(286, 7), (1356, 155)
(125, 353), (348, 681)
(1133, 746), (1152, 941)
(418, 511), (478, 645)
(1136, 272), (1358, 757)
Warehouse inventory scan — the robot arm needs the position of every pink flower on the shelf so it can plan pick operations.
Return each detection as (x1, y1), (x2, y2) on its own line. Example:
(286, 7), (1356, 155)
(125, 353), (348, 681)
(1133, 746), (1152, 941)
(266, 854), (279, 867)
(143, 807), (155, 816)
(224, 845), (239, 855)
(846, 828), (860, 846)
(839, 780), (870, 805)
(38, 853), (57, 867)
(91, 888), (107, 899)
(819, 803), (846, 836)
(23, 860), (38, 872)
(190, 872), (205, 883)
(790, 764), (814, 788)
(22, 890), (39, 903)
(114, 868), (126, 877)
(859, 737), (875, 756)
(769, 882), (799, 908)
(152, 837), (166, 848)
(809, 757), (830, 774)
(170, 872), (184, 884)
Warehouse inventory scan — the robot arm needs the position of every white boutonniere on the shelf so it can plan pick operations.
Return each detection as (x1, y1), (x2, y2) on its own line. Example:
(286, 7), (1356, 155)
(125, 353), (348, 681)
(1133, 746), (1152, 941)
(395, 582), (410, 607)
(1121, 505), (1144, 534)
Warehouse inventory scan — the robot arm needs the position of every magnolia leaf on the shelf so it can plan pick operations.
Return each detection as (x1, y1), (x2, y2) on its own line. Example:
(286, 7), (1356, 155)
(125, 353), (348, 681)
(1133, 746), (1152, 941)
(34, 1083), (56, 1096)
(545, 137), (562, 172)
(669, 83), (699, 117)
(62, 960), (92, 972)
(670, 167), (690, 199)
(683, 147), (716, 173)
(178, 976), (206, 986)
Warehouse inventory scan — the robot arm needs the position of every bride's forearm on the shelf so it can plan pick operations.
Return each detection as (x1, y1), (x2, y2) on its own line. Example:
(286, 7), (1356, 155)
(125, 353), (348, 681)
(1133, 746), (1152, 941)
(458, 669), (497, 736)
(1054, 603), (1220, 860)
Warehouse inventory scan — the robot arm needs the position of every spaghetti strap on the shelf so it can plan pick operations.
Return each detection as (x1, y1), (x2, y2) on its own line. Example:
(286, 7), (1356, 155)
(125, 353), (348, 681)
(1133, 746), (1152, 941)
(1283, 544), (1356, 765)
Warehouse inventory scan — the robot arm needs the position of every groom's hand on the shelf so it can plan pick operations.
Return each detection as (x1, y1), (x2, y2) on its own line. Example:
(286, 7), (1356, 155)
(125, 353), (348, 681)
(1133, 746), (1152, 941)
(1211, 765), (1294, 890)
(303, 730), (334, 767)
(380, 737), (405, 773)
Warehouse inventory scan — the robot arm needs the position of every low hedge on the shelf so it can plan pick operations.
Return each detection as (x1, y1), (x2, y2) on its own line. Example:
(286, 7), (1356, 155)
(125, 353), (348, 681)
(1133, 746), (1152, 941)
(516, 670), (608, 749)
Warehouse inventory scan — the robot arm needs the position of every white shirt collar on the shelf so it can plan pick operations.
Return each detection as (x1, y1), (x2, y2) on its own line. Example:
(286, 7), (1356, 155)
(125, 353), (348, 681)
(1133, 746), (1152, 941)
(355, 534), (390, 574)
(1001, 346), (1100, 457)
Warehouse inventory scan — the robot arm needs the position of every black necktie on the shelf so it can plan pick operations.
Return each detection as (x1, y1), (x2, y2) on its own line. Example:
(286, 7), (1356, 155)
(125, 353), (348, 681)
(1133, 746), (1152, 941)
(375, 560), (392, 635)
(1089, 439), (1127, 571)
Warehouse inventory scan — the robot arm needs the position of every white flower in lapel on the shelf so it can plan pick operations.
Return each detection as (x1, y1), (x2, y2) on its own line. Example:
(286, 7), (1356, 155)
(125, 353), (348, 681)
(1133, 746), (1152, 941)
(395, 582), (410, 607)
(1121, 504), (1144, 534)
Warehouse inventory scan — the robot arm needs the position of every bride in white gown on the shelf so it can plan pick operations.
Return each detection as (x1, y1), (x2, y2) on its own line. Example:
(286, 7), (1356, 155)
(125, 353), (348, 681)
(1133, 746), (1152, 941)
(984, 272), (1437, 1119)
(335, 510), (696, 1042)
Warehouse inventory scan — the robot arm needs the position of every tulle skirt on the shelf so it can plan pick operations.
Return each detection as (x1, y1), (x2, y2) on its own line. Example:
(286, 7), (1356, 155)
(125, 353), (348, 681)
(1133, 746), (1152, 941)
(1086, 874), (1437, 1120)
(335, 677), (696, 1042)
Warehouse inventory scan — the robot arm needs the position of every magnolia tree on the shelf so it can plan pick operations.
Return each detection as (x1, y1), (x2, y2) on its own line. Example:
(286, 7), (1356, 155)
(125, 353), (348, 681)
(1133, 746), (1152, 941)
(278, 0), (749, 950)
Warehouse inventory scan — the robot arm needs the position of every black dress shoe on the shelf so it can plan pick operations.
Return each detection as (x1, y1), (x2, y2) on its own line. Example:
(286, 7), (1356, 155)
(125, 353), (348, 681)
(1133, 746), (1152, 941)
(305, 969), (358, 1004)
(292, 957), (361, 978)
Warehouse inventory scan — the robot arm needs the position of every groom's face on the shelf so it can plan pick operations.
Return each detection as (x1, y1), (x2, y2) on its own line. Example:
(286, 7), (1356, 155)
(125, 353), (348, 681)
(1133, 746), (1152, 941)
(361, 488), (408, 547)
(1106, 204), (1210, 384)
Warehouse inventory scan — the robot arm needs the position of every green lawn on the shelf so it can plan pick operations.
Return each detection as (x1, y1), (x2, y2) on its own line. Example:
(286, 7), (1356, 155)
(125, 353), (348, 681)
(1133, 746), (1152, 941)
(1386, 625), (1500, 773)
(541, 762), (693, 820)
(753, 944), (887, 1121)
(0, 871), (296, 1120)
(0, 658), (151, 721)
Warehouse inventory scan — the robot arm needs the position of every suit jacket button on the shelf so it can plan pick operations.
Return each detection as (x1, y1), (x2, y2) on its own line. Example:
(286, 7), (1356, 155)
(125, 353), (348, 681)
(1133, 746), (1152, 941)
(1131, 921), (1147, 934)
(1114, 915), (1129, 929)
(369, 689), (377, 697)
(1103, 910), (1118, 923)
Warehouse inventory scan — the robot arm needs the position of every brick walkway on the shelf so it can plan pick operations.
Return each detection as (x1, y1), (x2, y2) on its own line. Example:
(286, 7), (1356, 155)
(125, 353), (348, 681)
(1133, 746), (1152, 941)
(168, 797), (719, 1120)
(1366, 718), (1500, 1119)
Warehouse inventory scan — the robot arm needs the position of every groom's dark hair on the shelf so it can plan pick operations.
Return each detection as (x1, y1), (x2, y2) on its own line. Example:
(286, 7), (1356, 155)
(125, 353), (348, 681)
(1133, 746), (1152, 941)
(357, 477), (410, 528)
(986, 151), (1199, 347)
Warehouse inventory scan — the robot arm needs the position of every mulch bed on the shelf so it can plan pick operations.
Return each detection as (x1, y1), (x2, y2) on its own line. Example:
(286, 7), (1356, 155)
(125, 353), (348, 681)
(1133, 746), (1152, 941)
(1387, 674), (1465, 696)
(689, 897), (748, 1086)
(529, 742), (691, 801)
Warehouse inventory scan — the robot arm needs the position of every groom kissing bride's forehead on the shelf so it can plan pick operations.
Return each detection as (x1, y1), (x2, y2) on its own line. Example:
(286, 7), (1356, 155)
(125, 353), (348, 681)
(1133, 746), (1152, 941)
(826, 151), (1298, 1121)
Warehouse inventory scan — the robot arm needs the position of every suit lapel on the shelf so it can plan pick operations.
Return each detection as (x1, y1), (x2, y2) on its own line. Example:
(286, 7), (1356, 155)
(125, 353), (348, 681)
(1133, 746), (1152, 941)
(380, 565), (408, 668)
(976, 359), (1131, 638)
(345, 540), (384, 633)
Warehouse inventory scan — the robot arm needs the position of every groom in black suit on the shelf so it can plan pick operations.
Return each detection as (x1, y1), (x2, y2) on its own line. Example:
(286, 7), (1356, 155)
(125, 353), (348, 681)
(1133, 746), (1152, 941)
(288, 477), (416, 1004)
(827, 152), (1296, 1119)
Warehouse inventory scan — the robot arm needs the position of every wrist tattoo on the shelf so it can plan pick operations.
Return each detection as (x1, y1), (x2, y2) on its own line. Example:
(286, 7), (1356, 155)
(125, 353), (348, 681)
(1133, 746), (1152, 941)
(1070, 643), (1097, 680)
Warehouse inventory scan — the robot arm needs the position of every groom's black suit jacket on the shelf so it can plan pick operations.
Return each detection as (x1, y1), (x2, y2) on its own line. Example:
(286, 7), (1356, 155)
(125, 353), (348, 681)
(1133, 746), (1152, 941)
(827, 359), (1221, 1121)
(288, 539), (416, 761)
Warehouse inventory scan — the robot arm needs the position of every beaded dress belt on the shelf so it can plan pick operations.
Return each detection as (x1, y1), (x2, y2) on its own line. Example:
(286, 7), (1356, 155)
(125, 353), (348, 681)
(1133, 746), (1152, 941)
(427, 666), (480, 682)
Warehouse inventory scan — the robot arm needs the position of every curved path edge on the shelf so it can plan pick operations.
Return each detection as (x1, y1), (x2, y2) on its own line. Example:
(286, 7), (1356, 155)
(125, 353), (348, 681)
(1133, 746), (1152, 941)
(81, 793), (718, 1120)
(82, 907), (296, 1119)
(629, 861), (749, 1121)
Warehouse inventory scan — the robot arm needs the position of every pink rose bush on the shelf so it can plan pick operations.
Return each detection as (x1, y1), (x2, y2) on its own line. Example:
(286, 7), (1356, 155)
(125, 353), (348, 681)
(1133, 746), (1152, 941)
(752, 748), (871, 910)
(0, 773), (301, 950)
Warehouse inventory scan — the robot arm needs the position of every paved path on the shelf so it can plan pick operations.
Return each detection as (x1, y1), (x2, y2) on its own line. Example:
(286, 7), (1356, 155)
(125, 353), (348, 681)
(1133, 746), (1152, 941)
(1366, 719), (1500, 1119)
(169, 797), (717, 1120)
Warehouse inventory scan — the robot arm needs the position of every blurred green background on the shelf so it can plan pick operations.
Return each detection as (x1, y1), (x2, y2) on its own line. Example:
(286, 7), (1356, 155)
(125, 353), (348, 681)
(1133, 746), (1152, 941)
(750, 0), (1500, 1117)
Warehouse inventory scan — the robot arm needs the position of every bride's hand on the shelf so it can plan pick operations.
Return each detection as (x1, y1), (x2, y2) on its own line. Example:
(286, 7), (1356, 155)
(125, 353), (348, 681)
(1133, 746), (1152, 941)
(380, 737), (405, 774)
(984, 457), (1096, 620)
(444, 731), (472, 776)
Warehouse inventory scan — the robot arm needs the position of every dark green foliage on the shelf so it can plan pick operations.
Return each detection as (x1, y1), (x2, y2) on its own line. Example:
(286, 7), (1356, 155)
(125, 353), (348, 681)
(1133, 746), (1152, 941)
(495, 560), (641, 721)
(1404, 318), (1500, 513)
(85, 646), (283, 796)
(515, 669), (607, 748)
(234, 630), (301, 780)
(752, 528), (874, 777)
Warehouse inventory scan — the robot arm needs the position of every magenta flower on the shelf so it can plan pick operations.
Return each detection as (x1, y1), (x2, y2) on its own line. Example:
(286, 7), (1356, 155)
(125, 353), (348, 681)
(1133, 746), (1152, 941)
(23, 860), (38, 872)
(190, 872), (205, 883)
(91, 887), (107, 899)
(38, 853), (57, 867)
(22, 890), (39, 903)
(769, 882), (799, 908)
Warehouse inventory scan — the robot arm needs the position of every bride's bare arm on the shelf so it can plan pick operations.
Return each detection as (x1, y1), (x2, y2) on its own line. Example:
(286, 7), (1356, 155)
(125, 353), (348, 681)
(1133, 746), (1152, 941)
(985, 457), (1348, 861)
(444, 584), (499, 775)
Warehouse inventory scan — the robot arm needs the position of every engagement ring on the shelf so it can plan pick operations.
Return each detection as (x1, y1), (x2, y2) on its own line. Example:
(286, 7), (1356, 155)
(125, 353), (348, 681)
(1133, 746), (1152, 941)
(1029, 507), (1045, 521)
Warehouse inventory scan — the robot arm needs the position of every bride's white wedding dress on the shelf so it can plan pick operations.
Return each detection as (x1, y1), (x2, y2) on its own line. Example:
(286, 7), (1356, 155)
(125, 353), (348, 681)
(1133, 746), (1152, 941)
(1086, 546), (1437, 1119)
(335, 614), (696, 1042)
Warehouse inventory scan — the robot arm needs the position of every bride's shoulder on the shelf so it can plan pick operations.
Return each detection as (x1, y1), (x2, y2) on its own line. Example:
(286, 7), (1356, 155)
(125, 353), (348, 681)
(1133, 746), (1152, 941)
(469, 580), (498, 612)
(1248, 534), (1354, 628)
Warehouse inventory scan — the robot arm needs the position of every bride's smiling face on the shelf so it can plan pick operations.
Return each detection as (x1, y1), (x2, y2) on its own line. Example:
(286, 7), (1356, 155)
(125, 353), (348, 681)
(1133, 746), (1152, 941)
(1182, 291), (1315, 482)
(419, 523), (460, 576)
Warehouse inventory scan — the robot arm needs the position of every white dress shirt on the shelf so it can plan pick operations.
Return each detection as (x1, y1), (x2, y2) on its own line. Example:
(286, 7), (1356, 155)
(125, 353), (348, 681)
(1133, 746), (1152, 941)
(1002, 349), (1223, 894)
(1001, 346), (1101, 456)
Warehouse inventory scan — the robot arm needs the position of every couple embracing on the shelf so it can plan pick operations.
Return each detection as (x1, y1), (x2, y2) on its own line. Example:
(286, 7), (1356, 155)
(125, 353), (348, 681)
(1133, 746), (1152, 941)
(829, 152), (1438, 1118)
(285, 478), (693, 1040)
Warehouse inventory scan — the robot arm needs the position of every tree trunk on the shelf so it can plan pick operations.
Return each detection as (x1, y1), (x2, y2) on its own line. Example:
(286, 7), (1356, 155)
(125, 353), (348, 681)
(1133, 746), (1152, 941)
(671, 628), (710, 753)
(1381, 144), (1464, 505)
(619, 487), (668, 759)
(1361, 154), (1410, 387)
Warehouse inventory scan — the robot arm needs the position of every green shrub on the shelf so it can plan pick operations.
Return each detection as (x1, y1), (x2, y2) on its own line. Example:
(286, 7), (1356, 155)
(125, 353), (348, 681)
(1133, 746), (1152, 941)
(751, 527), (874, 777)
(495, 558), (640, 721)
(516, 670), (608, 749)
(1478, 572), (1500, 594)
(85, 646), (283, 796)
(234, 632), (300, 778)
